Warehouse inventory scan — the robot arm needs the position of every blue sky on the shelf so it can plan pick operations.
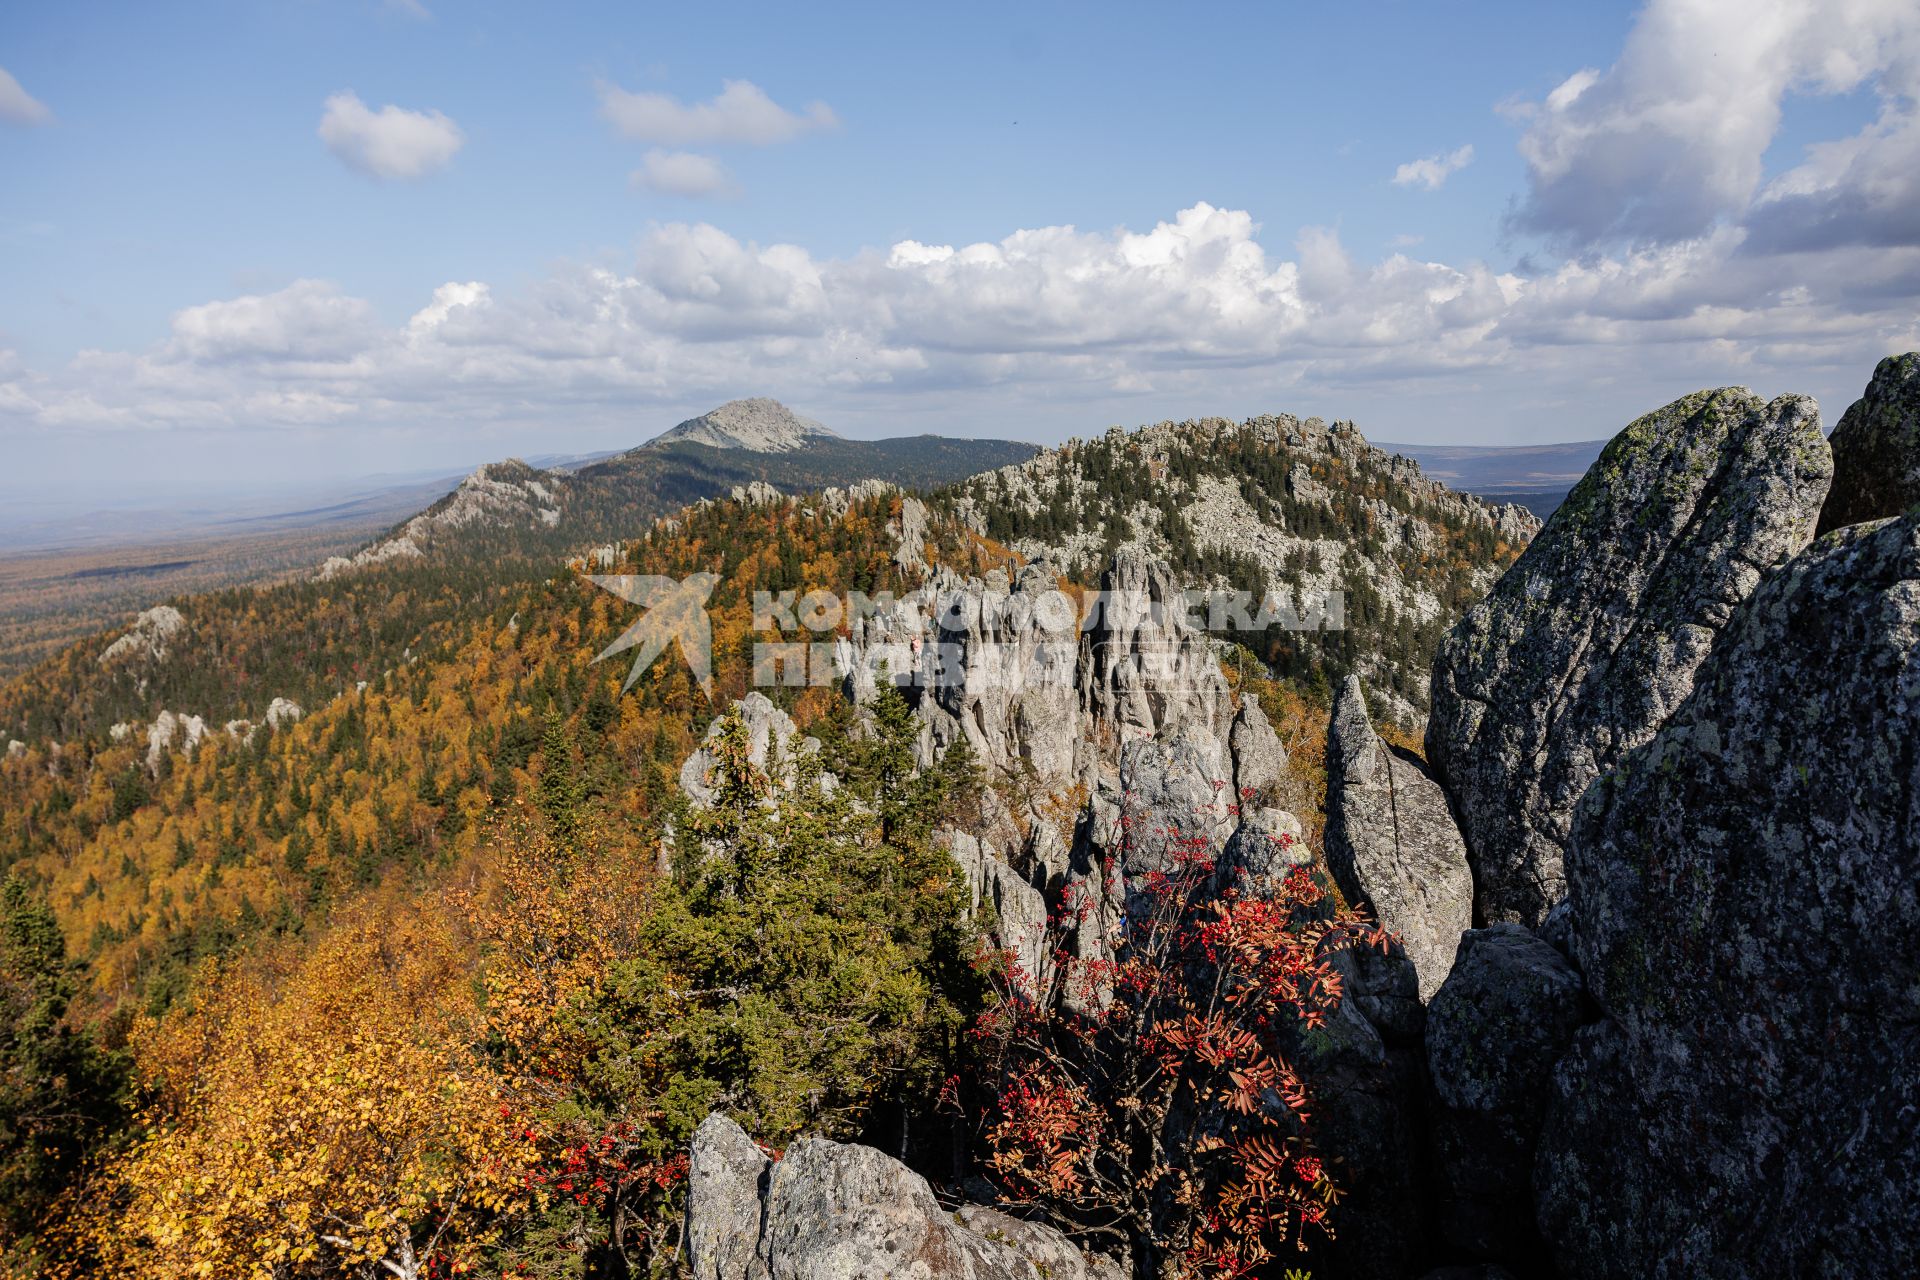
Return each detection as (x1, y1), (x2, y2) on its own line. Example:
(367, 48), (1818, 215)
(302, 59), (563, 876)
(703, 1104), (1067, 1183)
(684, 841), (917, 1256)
(2, 0), (1917, 507)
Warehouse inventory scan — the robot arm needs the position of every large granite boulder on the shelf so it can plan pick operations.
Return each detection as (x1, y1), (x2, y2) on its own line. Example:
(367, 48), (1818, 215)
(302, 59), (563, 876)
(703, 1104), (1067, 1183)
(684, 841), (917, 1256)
(1214, 806), (1310, 895)
(687, 1113), (772, 1280)
(1324, 677), (1473, 1002)
(1425, 924), (1589, 1268)
(1534, 514), (1920, 1277)
(685, 1113), (1123, 1280)
(1114, 730), (1236, 889)
(1427, 388), (1832, 926)
(680, 692), (831, 805)
(1817, 351), (1920, 535)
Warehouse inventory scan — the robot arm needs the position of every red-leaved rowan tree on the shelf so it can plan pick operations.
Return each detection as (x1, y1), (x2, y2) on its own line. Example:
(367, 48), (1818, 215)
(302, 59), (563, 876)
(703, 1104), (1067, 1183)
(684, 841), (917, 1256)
(971, 789), (1390, 1279)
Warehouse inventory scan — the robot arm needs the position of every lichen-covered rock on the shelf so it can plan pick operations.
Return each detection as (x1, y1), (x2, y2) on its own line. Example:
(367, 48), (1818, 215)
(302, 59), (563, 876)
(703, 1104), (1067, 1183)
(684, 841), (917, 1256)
(686, 1114), (771, 1280)
(1535, 514), (1920, 1278)
(1427, 388), (1832, 926)
(1817, 351), (1920, 535)
(684, 1113), (1120, 1280)
(1426, 924), (1589, 1267)
(1324, 677), (1472, 1002)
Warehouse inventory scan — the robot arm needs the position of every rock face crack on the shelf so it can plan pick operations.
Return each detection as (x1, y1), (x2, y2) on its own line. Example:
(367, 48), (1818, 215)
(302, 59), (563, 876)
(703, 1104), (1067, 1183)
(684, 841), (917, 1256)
(1326, 675), (1472, 1002)
(1426, 388), (1831, 927)
(1533, 514), (1920, 1278)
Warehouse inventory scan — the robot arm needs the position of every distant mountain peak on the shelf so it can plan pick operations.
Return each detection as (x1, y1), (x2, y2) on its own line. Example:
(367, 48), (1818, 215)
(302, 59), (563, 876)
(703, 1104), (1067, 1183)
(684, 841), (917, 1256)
(648, 398), (838, 453)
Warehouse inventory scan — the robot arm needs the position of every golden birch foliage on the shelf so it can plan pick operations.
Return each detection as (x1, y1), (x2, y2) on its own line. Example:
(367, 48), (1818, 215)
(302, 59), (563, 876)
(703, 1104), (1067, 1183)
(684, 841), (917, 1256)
(68, 899), (535, 1279)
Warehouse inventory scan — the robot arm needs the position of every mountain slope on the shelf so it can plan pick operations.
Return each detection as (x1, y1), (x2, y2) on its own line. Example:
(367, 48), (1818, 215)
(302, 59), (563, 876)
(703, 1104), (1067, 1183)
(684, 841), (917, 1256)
(644, 396), (839, 451)
(316, 404), (1037, 580)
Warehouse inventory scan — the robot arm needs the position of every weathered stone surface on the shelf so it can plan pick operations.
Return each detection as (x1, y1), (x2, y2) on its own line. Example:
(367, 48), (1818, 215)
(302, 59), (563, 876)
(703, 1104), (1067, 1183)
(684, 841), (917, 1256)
(1535, 514), (1920, 1278)
(895, 496), (932, 573)
(939, 826), (1051, 996)
(685, 1114), (1120, 1280)
(1114, 730), (1234, 890)
(686, 1114), (771, 1280)
(679, 692), (828, 805)
(1228, 695), (1287, 803)
(1816, 351), (1920, 535)
(1427, 388), (1832, 926)
(1325, 676), (1472, 1002)
(1214, 806), (1309, 894)
(1426, 924), (1589, 1267)
(1083, 552), (1231, 751)
(949, 1207), (1126, 1280)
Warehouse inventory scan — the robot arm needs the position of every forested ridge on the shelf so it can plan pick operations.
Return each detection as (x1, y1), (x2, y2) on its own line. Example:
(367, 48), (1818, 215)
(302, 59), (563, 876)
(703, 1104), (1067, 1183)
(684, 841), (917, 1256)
(941, 415), (1532, 716)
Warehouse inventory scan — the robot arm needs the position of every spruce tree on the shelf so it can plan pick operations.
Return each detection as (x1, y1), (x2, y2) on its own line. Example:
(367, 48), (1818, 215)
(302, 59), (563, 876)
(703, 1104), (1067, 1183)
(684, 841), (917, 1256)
(0, 878), (128, 1249)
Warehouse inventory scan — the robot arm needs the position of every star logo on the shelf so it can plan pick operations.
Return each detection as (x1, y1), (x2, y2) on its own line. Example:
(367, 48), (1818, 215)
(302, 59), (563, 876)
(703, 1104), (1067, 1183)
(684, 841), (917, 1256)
(588, 573), (722, 696)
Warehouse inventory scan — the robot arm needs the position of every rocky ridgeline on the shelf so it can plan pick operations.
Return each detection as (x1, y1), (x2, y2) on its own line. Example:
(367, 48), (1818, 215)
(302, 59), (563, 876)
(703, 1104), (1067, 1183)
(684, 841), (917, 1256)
(678, 355), (1920, 1277)
(944, 412), (1539, 722)
(317, 460), (563, 580)
(682, 530), (1439, 1276)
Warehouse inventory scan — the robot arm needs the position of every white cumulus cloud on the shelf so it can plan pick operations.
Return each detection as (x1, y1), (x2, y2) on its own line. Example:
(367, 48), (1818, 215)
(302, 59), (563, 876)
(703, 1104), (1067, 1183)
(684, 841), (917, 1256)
(1393, 144), (1475, 190)
(1510, 0), (1920, 248)
(597, 79), (838, 146)
(168, 280), (379, 363)
(631, 149), (736, 197)
(318, 90), (464, 180)
(4, 203), (1916, 449)
(0, 67), (51, 125)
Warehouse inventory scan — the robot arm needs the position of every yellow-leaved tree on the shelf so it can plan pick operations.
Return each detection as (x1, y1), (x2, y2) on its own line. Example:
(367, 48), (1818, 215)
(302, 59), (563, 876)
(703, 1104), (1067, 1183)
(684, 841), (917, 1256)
(57, 893), (536, 1280)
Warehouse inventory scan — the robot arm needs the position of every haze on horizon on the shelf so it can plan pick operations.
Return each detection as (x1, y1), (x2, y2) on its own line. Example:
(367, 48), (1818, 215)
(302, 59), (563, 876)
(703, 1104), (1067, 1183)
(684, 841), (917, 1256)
(2, 0), (1917, 511)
